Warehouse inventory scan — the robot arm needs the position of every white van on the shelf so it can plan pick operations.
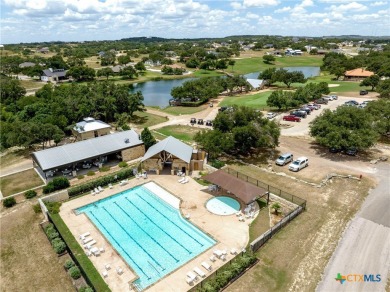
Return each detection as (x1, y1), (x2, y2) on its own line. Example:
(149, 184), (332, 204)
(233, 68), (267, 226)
(288, 157), (309, 172)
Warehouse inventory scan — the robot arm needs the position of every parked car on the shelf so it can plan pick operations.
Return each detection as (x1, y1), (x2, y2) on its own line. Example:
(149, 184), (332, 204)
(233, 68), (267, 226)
(358, 103), (367, 108)
(275, 153), (294, 166)
(315, 98), (328, 104)
(219, 106), (227, 112)
(288, 157), (309, 172)
(283, 115), (301, 122)
(190, 118), (196, 124)
(305, 104), (317, 111)
(309, 103), (321, 109)
(197, 119), (204, 125)
(345, 100), (359, 106)
(360, 90), (368, 95)
(290, 111), (307, 118)
(205, 120), (213, 126)
(209, 102), (213, 107)
(299, 107), (312, 114)
(322, 96), (333, 101)
(329, 147), (341, 153)
(267, 112), (277, 119)
(345, 148), (357, 156)
(329, 95), (338, 100)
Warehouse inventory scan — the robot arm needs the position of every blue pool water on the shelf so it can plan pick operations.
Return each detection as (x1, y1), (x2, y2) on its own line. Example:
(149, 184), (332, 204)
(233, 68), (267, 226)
(206, 196), (241, 216)
(77, 185), (215, 290)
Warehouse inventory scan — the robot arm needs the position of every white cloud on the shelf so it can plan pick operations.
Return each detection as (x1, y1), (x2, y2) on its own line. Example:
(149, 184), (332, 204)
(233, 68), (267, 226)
(299, 0), (314, 7)
(242, 0), (279, 8)
(330, 2), (368, 12)
(370, 1), (387, 6)
(275, 6), (291, 13)
(230, 1), (243, 9)
(246, 12), (258, 19)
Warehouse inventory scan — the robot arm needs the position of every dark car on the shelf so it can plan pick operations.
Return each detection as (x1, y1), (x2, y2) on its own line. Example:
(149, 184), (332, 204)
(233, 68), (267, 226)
(299, 107), (312, 114)
(305, 104), (317, 111)
(219, 106), (227, 112)
(315, 98), (328, 104)
(197, 119), (204, 125)
(344, 100), (359, 107)
(190, 118), (196, 124)
(283, 115), (301, 122)
(360, 90), (368, 95)
(345, 148), (357, 156)
(309, 103), (321, 109)
(329, 147), (341, 153)
(205, 120), (213, 126)
(290, 111), (307, 118)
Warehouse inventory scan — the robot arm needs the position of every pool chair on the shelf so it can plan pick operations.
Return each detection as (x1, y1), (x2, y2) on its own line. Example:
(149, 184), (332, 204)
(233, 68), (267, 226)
(185, 214), (191, 219)
(94, 188), (100, 194)
(102, 270), (108, 278)
(213, 250), (223, 258)
(108, 183), (113, 189)
(91, 190), (96, 196)
(83, 237), (93, 244)
(230, 248), (238, 255)
(84, 240), (97, 249)
(186, 276), (194, 285)
(178, 176), (186, 183)
(79, 232), (90, 240)
(98, 186), (104, 192)
(116, 266), (123, 275)
(194, 267), (206, 278)
(181, 177), (189, 184)
(104, 264), (111, 270)
(85, 250), (92, 257)
(220, 254), (226, 261)
(90, 247), (100, 256)
(238, 216), (245, 222)
(100, 247), (105, 253)
(187, 271), (198, 282)
(201, 261), (212, 271)
(235, 211), (242, 217)
(209, 255), (216, 262)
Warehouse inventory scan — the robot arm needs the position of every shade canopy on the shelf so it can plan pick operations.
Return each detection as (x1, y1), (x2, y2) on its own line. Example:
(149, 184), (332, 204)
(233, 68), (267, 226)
(203, 169), (266, 204)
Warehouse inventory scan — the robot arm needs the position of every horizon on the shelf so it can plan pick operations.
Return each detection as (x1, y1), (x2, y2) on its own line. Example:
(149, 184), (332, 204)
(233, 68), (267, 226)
(1, 0), (389, 44)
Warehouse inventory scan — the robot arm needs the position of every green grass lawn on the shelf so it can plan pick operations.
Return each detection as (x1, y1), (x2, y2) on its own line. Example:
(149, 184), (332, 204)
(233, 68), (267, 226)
(307, 74), (370, 93)
(154, 125), (201, 143)
(0, 169), (44, 197)
(158, 104), (209, 116)
(129, 111), (168, 128)
(219, 91), (273, 110)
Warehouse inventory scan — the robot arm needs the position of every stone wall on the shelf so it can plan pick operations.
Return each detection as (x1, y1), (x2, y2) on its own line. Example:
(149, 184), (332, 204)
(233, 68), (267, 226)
(73, 128), (111, 141)
(42, 189), (69, 203)
(143, 158), (162, 170)
(172, 159), (189, 172)
(190, 160), (204, 171)
(121, 144), (145, 161)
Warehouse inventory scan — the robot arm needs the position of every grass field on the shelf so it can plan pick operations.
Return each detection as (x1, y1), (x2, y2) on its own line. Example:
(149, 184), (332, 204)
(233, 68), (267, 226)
(219, 91), (273, 110)
(308, 74), (369, 93)
(0, 204), (74, 291)
(20, 79), (45, 90)
(159, 104), (209, 116)
(129, 111), (168, 129)
(0, 169), (44, 197)
(84, 56), (103, 69)
(154, 125), (201, 143)
(0, 148), (31, 169)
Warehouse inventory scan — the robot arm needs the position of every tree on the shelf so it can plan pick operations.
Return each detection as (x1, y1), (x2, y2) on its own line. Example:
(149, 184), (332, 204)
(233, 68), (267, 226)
(117, 55), (131, 65)
(134, 61), (146, 72)
(360, 75), (380, 91)
(128, 91), (145, 117)
(120, 66), (138, 79)
(67, 66), (95, 82)
(194, 129), (234, 159)
(377, 79), (390, 98)
(97, 67), (114, 80)
(228, 60), (235, 71)
(141, 127), (156, 150)
(258, 68), (277, 87)
(0, 76), (26, 105)
(47, 55), (69, 69)
(366, 99), (390, 137)
(263, 55), (275, 64)
(271, 202), (281, 214)
(100, 52), (116, 66)
(67, 56), (85, 67)
(309, 48), (318, 55)
(267, 90), (289, 110)
(273, 69), (306, 88)
(310, 106), (379, 151)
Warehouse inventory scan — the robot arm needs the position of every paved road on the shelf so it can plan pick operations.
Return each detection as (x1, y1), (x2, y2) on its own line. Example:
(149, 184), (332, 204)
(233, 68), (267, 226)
(316, 162), (390, 292)
(0, 159), (33, 177)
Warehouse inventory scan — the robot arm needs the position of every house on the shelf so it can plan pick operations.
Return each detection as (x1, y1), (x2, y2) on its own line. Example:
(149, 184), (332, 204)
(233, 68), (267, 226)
(37, 47), (49, 54)
(19, 62), (36, 68)
(246, 79), (265, 91)
(32, 130), (145, 181)
(41, 68), (68, 82)
(98, 51), (105, 57)
(264, 44), (274, 49)
(141, 136), (205, 175)
(72, 117), (111, 141)
(111, 65), (126, 73)
(344, 68), (374, 81)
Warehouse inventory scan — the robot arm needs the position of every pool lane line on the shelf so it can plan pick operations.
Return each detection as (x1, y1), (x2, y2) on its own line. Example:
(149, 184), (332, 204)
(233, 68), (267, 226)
(124, 197), (192, 255)
(101, 206), (165, 272)
(136, 192), (204, 247)
(88, 211), (151, 280)
(113, 202), (179, 263)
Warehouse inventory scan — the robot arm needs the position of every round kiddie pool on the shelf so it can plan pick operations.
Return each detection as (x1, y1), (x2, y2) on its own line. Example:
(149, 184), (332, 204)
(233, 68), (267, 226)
(206, 196), (240, 215)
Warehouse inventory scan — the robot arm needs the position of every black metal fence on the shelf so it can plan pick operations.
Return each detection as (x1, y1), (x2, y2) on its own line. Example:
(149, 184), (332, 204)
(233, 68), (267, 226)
(225, 168), (306, 209)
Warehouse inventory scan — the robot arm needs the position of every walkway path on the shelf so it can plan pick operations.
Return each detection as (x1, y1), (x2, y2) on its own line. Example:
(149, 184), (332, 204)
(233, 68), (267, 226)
(316, 162), (390, 292)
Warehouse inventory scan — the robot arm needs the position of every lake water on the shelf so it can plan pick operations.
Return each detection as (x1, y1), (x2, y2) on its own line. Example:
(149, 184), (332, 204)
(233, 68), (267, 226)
(132, 67), (320, 107)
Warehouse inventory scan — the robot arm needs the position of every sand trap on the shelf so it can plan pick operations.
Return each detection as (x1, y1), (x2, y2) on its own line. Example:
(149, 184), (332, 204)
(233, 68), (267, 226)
(328, 84), (340, 87)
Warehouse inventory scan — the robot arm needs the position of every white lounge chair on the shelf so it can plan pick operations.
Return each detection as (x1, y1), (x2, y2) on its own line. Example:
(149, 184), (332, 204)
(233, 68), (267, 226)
(108, 183), (113, 189)
(116, 267), (123, 275)
(185, 214), (191, 219)
(84, 240), (97, 249)
(102, 270), (108, 278)
(91, 190), (96, 196)
(186, 277), (194, 285)
(209, 255), (216, 262)
(100, 247), (105, 253)
(201, 261), (212, 271)
(85, 250), (92, 257)
(194, 267), (206, 278)
(178, 176), (186, 183)
(83, 237), (93, 244)
(79, 232), (90, 240)
(220, 254), (226, 261)
(105, 264), (111, 270)
(238, 216), (245, 222)
(187, 271), (198, 282)
(90, 247), (100, 256)
(98, 186), (104, 192)
(181, 177), (189, 184)
(230, 248), (238, 255)
(235, 211), (242, 217)
(213, 250), (222, 258)
(94, 188), (100, 194)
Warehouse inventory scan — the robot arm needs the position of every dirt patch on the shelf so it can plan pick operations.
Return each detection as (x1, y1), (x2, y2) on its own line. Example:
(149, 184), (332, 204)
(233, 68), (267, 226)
(0, 169), (44, 197)
(0, 203), (74, 291)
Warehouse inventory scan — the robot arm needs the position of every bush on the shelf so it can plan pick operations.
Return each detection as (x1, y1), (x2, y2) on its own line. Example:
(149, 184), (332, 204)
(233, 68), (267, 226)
(99, 166), (110, 172)
(68, 266), (81, 279)
(44, 223), (54, 232)
(43, 177), (70, 194)
(79, 286), (93, 292)
(3, 197), (16, 208)
(24, 189), (37, 199)
(46, 228), (59, 240)
(87, 171), (95, 176)
(45, 201), (62, 214)
(68, 167), (134, 197)
(210, 159), (225, 169)
(118, 161), (128, 168)
(33, 203), (41, 213)
(77, 175), (85, 180)
(64, 259), (75, 270)
(52, 238), (67, 254)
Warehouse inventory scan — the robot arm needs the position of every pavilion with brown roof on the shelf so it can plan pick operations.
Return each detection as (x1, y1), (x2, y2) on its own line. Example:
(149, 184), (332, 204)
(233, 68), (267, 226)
(202, 169), (268, 205)
(344, 68), (374, 80)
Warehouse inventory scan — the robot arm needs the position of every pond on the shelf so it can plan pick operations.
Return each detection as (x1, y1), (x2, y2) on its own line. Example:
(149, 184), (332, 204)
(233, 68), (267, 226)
(244, 66), (320, 79)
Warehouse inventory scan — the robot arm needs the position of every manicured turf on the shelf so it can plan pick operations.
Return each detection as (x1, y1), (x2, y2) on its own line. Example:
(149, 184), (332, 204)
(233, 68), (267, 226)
(154, 125), (201, 143)
(307, 74), (370, 93)
(51, 213), (110, 292)
(219, 91), (273, 110)
(159, 104), (209, 116)
(129, 111), (167, 128)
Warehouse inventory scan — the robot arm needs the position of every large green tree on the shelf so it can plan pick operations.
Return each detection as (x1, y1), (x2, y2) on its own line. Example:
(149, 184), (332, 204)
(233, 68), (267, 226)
(67, 66), (96, 82)
(366, 99), (390, 137)
(377, 79), (390, 98)
(360, 75), (380, 91)
(120, 66), (138, 79)
(310, 106), (379, 150)
(97, 67), (114, 80)
(263, 55), (275, 64)
(141, 127), (156, 150)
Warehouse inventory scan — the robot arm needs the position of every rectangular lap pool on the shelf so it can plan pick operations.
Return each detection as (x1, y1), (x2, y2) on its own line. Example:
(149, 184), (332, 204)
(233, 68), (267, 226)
(77, 182), (215, 290)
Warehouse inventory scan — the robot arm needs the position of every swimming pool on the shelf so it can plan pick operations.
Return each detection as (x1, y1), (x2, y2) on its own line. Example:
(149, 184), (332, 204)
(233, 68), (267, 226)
(206, 196), (241, 215)
(77, 182), (215, 290)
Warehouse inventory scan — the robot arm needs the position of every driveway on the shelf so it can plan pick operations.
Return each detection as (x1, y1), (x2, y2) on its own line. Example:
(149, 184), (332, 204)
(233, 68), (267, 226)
(316, 162), (390, 292)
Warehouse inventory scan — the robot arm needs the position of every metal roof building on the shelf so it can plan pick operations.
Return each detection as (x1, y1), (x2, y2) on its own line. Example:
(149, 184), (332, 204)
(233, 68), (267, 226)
(73, 117), (111, 133)
(32, 130), (143, 173)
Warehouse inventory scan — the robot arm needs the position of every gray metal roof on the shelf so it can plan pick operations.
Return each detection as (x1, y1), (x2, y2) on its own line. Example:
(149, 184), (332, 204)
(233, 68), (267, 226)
(141, 136), (193, 163)
(32, 130), (142, 171)
(42, 68), (67, 77)
(73, 117), (111, 133)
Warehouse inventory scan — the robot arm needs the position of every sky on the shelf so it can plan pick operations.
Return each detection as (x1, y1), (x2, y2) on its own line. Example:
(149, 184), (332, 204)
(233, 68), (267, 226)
(1, 0), (389, 44)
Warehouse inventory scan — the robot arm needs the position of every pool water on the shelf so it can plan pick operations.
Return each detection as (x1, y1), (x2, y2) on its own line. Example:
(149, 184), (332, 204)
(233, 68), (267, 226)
(77, 183), (215, 290)
(206, 196), (240, 215)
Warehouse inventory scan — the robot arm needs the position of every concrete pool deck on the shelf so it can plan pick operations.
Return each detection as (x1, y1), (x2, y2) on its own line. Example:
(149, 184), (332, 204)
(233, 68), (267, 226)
(59, 175), (254, 291)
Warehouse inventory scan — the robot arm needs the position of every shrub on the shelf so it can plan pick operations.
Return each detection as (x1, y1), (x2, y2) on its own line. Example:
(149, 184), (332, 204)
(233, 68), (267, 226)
(64, 259), (75, 270)
(210, 159), (225, 169)
(79, 286), (93, 292)
(118, 161), (128, 168)
(33, 203), (41, 213)
(52, 238), (67, 254)
(77, 175), (85, 180)
(44, 223), (54, 232)
(3, 197), (16, 208)
(87, 171), (95, 176)
(43, 177), (70, 194)
(24, 190), (37, 199)
(68, 266), (81, 279)
(99, 166), (110, 172)
(46, 228), (59, 240)
(45, 201), (62, 214)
